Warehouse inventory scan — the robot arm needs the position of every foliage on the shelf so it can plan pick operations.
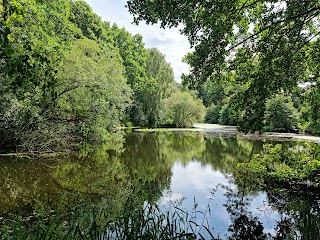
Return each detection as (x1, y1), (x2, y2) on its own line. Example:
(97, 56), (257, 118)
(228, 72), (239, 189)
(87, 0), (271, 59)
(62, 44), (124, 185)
(264, 93), (299, 132)
(127, 0), (320, 131)
(237, 143), (320, 188)
(0, 199), (219, 240)
(145, 48), (175, 126)
(205, 104), (221, 124)
(0, 0), (175, 152)
(0, 0), (75, 92)
(299, 85), (320, 135)
(112, 26), (175, 127)
(111, 25), (150, 126)
(160, 91), (206, 127)
(55, 38), (131, 150)
(219, 102), (237, 126)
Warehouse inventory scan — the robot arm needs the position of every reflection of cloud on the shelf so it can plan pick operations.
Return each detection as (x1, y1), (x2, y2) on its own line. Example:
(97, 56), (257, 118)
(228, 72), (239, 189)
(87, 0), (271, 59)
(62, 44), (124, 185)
(84, 0), (191, 82)
(249, 192), (281, 236)
(172, 161), (230, 197)
(159, 191), (184, 205)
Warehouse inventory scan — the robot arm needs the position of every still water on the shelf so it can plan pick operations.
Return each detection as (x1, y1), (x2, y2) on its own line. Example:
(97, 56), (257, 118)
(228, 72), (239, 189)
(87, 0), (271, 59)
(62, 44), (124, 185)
(1, 131), (319, 239)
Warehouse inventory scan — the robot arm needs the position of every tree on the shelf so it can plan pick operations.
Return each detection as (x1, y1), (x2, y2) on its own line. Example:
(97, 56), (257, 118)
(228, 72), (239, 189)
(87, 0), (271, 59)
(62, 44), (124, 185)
(145, 48), (174, 126)
(160, 91), (205, 127)
(55, 38), (132, 150)
(112, 26), (174, 127)
(264, 93), (299, 132)
(0, 0), (75, 93)
(0, 0), (76, 152)
(126, 0), (320, 131)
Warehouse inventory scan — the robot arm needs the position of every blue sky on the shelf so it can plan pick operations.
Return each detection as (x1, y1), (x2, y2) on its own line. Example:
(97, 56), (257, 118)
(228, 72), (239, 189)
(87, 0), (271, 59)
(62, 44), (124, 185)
(83, 0), (191, 82)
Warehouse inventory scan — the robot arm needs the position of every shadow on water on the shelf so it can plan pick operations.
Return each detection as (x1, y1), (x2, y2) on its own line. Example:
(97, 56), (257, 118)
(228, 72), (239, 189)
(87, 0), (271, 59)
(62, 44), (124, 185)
(0, 131), (319, 238)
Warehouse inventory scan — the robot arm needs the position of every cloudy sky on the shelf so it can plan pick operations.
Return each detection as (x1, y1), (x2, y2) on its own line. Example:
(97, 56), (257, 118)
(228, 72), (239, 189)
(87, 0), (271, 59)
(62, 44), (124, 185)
(83, 0), (191, 82)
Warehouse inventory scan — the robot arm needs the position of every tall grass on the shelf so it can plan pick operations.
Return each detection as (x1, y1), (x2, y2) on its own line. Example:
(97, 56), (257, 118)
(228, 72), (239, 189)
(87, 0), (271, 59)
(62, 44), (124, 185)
(0, 200), (218, 240)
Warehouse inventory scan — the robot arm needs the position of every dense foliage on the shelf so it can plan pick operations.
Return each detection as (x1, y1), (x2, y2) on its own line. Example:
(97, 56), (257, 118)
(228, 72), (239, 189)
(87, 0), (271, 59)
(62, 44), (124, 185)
(0, 0), (206, 153)
(160, 91), (206, 127)
(127, 0), (320, 133)
(237, 143), (320, 189)
(264, 93), (299, 132)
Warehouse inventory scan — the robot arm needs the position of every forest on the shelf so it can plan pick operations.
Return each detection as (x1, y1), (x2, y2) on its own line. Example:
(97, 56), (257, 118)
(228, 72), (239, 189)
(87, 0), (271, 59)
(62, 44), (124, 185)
(0, 0), (205, 154)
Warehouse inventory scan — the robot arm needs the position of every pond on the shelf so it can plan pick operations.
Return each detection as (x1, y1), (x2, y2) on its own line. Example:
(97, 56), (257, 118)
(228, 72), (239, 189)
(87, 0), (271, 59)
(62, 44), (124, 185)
(1, 131), (320, 239)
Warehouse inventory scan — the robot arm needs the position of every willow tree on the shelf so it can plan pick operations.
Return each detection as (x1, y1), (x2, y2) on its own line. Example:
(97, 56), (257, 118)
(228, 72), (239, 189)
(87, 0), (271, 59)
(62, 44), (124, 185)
(126, 0), (320, 131)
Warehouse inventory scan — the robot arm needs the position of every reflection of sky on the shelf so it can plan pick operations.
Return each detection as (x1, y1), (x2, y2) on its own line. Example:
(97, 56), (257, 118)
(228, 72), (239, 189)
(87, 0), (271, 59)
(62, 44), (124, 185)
(159, 160), (282, 238)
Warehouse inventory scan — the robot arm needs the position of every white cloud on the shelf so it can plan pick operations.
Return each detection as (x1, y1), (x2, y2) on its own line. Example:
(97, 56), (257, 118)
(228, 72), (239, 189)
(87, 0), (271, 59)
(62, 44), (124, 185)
(83, 0), (191, 82)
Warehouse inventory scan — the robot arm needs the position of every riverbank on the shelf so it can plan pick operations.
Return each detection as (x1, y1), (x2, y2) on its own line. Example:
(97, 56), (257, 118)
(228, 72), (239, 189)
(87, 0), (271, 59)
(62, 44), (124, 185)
(135, 123), (320, 144)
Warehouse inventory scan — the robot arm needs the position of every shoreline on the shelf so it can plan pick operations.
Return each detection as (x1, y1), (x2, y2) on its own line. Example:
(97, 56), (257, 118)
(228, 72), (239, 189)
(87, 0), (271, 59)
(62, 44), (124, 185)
(135, 123), (320, 144)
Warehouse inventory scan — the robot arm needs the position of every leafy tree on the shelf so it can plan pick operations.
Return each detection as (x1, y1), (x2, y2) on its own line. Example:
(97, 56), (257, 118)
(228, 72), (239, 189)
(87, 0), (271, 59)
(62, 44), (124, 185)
(111, 25), (151, 126)
(219, 102), (237, 126)
(0, 0), (75, 93)
(112, 26), (174, 127)
(145, 48), (174, 126)
(205, 104), (221, 124)
(55, 38), (132, 150)
(0, 0), (77, 151)
(160, 91), (205, 127)
(264, 93), (299, 132)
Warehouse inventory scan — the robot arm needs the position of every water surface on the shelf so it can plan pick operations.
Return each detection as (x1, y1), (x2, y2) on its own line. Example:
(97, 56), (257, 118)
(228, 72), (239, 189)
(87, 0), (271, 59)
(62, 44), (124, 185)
(0, 131), (319, 238)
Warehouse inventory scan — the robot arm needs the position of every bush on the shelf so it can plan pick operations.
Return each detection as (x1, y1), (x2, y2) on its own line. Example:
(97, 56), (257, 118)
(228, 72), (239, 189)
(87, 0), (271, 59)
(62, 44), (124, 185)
(160, 91), (206, 127)
(205, 104), (221, 124)
(237, 143), (320, 188)
(219, 103), (237, 126)
(264, 94), (299, 132)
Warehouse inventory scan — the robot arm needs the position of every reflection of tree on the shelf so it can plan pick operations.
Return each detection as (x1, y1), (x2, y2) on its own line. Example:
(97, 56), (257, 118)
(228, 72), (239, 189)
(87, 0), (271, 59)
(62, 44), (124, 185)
(0, 157), (59, 214)
(0, 152), (132, 218)
(201, 137), (262, 173)
(266, 187), (320, 239)
(122, 132), (173, 202)
(222, 185), (267, 239)
(161, 132), (206, 164)
(121, 131), (208, 202)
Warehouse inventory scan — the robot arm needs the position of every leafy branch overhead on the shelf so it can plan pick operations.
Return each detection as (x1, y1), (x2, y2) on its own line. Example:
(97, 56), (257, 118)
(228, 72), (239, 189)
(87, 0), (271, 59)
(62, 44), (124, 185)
(127, 0), (320, 80)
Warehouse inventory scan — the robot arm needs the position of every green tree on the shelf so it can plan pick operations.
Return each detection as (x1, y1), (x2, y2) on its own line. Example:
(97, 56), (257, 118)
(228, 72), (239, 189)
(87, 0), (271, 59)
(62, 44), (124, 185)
(55, 38), (132, 151)
(264, 93), (299, 132)
(205, 104), (221, 124)
(111, 25), (150, 126)
(0, 0), (76, 151)
(0, 0), (75, 92)
(112, 26), (174, 127)
(145, 48), (174, 126)
(161, 91), (205, 127)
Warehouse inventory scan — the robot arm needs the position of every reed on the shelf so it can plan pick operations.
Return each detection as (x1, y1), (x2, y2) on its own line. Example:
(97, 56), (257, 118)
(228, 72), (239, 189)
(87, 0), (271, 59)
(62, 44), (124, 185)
(0, 200), (218, 240)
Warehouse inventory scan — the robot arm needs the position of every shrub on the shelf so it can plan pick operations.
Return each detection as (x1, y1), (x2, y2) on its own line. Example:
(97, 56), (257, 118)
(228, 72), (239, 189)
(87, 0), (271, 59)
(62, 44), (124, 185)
(264, 94), (299, 132)
(219, 103), (237, 126)
(205, 104), (221, 124)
